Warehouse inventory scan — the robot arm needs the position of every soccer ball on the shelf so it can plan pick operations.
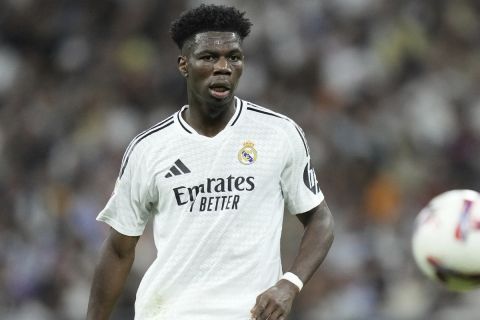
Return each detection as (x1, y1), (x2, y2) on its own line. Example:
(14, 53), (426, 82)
(412, 189), (480, 291)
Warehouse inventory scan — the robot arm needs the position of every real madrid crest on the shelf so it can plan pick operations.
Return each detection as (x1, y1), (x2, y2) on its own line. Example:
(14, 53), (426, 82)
(238, 141), (257, 165)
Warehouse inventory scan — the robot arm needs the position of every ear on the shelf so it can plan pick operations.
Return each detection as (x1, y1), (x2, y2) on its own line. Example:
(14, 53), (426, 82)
(177, 55), (188, 78)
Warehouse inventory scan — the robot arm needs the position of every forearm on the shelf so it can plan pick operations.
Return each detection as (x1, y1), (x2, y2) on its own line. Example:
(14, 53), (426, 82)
(288, 201), (334, 285)
(250, 202), (334, 319)
(87, 234), (137, 320)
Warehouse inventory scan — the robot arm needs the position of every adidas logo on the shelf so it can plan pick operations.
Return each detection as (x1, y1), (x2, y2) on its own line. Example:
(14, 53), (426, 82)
(165, 159), (191, 178)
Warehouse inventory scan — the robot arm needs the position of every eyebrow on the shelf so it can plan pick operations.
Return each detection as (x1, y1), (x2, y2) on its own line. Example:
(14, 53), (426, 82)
(194, 48), (243, 55)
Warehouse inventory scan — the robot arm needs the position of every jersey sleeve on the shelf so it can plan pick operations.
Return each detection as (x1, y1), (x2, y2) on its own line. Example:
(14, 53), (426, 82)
(97, 144), (156, 236)
(280, 121), (324, 214)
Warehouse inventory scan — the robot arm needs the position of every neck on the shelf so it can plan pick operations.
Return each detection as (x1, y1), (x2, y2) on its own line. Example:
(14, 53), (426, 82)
(183, 97), (236, 137)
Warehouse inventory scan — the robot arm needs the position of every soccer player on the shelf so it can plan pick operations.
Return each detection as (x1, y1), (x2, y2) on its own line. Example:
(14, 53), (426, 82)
(87, 4), (334, 320)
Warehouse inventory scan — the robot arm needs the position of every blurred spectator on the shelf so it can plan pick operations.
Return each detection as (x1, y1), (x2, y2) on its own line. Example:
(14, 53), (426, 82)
(1, 0), (479, 319)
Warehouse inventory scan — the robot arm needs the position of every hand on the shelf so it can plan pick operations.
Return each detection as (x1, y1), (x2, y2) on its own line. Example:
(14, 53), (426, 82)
(250, 279), (299, 320)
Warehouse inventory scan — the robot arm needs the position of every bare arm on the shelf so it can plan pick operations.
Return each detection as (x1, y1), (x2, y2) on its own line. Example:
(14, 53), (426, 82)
(251, 200), (334, 320)
(87, 228), (139, 320)
(289, 200), (334, 284)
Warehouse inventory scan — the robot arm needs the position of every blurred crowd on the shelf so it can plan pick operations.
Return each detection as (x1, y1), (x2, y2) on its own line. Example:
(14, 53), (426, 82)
(1, 0), (480, 319)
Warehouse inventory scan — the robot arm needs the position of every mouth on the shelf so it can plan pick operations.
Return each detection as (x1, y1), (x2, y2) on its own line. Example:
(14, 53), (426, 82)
(209, 82), (231, 99)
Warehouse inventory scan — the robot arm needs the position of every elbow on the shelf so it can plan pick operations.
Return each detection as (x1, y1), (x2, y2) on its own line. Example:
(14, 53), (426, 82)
(316, 202), (334, 249)
(324, 210), (334, 248)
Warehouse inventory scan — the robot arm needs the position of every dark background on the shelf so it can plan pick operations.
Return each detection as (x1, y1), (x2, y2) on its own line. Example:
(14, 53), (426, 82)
(1, 0), (480, 319)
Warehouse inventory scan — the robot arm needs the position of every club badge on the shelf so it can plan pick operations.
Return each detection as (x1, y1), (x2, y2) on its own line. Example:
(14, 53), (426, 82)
(238, 141), (257, 165)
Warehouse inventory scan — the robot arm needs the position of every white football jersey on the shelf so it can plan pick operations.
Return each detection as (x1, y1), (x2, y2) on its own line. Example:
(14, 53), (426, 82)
(97, 97), (324, 320)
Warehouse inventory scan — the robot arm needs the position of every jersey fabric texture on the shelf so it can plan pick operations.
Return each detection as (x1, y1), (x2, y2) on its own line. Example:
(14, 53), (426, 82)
(97, 97), (324, 320)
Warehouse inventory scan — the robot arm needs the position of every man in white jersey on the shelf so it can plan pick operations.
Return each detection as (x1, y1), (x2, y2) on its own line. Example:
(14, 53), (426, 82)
(87, 4), (334, 320)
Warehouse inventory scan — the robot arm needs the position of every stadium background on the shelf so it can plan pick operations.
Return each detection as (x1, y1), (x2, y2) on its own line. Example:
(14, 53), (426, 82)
(1, 0), (480, 319)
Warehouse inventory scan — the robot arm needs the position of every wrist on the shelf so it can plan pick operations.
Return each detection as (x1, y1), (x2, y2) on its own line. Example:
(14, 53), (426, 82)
(277, 279), (301, 296)
(280, 272), (304, 292)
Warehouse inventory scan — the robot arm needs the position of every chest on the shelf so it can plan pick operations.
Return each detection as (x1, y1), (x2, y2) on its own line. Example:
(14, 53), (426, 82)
(149, 130), (286, 208)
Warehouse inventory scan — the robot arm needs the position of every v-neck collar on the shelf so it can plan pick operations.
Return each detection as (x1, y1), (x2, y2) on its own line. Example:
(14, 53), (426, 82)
(176, 97), (244, 140)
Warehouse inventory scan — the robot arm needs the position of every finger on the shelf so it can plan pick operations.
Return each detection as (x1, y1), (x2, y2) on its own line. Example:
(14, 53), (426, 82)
(260, 301), (278, 320)
(253, 300), (275, 320)
(268, 308), (284, 320)
(257, 301), (274, 320)
(251, 298), (268, 319)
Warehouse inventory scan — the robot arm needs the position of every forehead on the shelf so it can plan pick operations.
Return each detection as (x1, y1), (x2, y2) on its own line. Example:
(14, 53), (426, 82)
(192, 31), (242, 52)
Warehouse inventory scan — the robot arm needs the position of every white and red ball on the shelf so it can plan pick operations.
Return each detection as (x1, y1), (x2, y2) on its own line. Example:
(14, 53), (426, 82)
(412, 189), (480, 291)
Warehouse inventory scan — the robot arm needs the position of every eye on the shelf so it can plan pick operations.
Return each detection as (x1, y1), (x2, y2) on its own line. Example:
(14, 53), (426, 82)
(229, 55), (242, 62)
(201, 55), (215, 62)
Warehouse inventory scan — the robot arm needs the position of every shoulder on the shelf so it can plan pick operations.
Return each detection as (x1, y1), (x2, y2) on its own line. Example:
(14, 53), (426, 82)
(126, 113), (176, 153)
(242, 99), (286, 121)
(241, 99), (298, 131)
(240, 99), (309, 153)
(119, 113), (176, 178)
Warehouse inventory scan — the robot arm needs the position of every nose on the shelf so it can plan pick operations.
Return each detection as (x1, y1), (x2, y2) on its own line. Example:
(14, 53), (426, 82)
(213, 57), (231, 75)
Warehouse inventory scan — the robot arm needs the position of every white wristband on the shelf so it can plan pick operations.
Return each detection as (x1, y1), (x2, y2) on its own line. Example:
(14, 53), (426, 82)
(281, 272), (303, 291)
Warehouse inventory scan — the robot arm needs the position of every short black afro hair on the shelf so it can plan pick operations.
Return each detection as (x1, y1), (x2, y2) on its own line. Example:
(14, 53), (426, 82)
(170, 4), (252, 50)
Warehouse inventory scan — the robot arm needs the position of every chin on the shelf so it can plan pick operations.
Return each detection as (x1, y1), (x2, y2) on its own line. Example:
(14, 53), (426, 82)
(209, 94), (233, 106)
(205, 97), (233, 117)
